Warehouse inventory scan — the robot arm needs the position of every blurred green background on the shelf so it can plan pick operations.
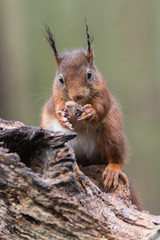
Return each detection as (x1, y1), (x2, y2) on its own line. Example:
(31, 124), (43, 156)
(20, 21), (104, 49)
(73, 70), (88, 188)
(0, 0), (160, 214)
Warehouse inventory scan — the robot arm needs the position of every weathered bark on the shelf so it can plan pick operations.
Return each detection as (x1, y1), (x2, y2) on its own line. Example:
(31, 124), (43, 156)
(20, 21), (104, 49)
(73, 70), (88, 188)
(0, 118), (160, 240)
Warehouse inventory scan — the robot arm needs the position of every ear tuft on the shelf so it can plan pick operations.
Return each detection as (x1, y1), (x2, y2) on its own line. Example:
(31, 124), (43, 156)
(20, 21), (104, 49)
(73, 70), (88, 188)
(85, 21), (94, 66)
(44, 25), (61, 66)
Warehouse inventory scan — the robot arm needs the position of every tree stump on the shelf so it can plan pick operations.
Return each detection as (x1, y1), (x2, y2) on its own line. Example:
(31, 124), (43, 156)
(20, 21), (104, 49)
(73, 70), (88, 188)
(0, 118), (160, 240)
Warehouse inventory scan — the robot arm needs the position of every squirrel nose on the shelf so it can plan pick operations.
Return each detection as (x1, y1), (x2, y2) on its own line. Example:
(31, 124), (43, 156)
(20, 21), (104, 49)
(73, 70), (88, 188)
(73, 95), (84, 102)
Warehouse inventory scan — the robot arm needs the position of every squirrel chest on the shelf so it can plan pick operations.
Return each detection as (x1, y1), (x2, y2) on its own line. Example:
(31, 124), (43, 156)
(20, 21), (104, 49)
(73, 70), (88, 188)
(43, 115), (103, 165)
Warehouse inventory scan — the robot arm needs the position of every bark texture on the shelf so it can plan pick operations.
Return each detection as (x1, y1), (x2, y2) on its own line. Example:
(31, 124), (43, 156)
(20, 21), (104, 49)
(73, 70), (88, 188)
(0, 118), (160, 240)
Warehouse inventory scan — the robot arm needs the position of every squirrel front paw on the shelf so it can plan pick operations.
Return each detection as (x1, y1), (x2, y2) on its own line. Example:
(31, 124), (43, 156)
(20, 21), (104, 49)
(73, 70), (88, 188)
(77, 104), (96, 122)
(102, 163), (129, 190)
(57, 108), (74, 130)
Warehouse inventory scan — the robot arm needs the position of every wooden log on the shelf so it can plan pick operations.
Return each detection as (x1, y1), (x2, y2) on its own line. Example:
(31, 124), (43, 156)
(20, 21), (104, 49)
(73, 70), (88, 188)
(0, 118), (160, 240)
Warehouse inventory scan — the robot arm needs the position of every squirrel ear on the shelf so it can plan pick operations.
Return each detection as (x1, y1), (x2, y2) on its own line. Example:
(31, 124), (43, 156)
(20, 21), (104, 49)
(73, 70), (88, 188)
(86, 49), (94, 66)
(85, 22), (94, 66)
(44, 25), (61, 67)
(54, 56), (62, 67)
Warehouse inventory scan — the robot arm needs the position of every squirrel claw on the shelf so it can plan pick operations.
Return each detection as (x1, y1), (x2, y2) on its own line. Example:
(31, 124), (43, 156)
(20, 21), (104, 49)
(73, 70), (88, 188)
(78, 104), (95, 121)
(102, 164), (128, 190)
(57, 110), (70, 119)
(77, 111), (95, 121)
(57, 110), (73, 130)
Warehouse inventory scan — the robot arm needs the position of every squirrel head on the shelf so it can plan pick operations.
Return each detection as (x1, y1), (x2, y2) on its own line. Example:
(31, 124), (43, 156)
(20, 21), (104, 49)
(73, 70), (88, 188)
(45, 24), (106, 104)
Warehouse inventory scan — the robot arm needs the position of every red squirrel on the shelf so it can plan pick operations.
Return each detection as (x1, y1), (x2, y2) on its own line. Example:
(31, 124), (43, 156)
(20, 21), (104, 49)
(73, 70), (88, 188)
(41, 24), (129, 189)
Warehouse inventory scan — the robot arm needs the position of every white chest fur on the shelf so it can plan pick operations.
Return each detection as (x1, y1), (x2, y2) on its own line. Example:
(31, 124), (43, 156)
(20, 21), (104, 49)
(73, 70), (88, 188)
(70, 122), (97, 158)
(45, 118), (97, 158)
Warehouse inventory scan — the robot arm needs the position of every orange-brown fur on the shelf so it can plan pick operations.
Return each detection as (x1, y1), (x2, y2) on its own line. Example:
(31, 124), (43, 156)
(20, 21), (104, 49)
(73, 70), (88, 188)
(41, 26), (129, 189)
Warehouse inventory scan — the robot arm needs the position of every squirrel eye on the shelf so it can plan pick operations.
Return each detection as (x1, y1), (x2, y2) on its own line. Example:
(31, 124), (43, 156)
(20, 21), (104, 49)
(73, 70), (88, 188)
(87, 71), (92, 80)
(59, 75), (64, 84)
